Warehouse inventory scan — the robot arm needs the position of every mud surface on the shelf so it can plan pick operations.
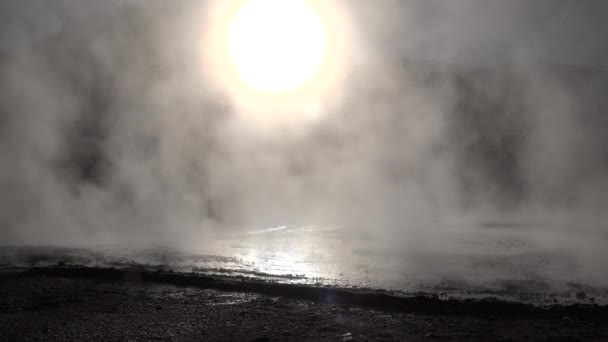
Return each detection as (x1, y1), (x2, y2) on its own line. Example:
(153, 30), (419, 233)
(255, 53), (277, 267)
(1, 267), (607, 341)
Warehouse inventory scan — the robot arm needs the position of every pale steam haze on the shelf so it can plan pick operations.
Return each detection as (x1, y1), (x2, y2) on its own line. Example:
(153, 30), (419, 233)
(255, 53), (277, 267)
(2, 0), (608, 298)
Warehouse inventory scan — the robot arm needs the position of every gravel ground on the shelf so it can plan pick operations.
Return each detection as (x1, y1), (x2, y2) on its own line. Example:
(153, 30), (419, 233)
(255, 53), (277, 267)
(0, 268), (607, 341)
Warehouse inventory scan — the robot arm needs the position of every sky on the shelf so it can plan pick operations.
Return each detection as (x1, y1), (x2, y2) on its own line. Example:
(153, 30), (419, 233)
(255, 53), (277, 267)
(389, 0), (608, 68)
(1, 0), (608, 68)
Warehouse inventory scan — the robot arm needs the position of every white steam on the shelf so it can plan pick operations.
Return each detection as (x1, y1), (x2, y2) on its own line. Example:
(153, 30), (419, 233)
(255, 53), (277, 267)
(1, 0), (608, 286)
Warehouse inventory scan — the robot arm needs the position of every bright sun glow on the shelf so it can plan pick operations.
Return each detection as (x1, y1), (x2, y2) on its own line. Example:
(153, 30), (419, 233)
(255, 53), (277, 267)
(204, 0), (353, 120)
(227, 0), (327, 93)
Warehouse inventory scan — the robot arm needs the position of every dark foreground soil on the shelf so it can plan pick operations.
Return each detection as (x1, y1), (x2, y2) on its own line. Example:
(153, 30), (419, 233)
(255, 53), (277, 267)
(0, 267), (607, 341)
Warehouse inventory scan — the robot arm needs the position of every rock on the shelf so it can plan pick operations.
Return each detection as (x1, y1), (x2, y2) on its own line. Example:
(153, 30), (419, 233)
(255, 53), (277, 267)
(341, 332), (353, 341)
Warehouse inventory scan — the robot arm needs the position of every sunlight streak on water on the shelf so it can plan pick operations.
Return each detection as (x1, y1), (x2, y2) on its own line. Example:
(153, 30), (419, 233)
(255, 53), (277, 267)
(2, 222), (608, 304)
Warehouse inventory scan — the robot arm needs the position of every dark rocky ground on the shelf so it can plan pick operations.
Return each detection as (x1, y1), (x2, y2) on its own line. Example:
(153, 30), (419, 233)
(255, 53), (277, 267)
(0, 267), (607, 341)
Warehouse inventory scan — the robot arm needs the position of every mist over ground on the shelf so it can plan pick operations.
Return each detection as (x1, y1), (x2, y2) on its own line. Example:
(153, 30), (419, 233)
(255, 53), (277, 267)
(1, 0), (608, 289)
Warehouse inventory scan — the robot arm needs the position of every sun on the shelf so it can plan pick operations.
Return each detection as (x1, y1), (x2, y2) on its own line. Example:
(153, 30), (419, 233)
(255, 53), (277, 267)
(227, 0), (327, 93)
(204, 0), (354, 120)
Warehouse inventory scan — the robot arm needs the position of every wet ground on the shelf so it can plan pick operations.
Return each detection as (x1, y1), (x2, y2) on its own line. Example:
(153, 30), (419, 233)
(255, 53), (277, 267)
(2, 222), (608, 305)
(2, 222), (608, 340)
(1, 267), (608, 341)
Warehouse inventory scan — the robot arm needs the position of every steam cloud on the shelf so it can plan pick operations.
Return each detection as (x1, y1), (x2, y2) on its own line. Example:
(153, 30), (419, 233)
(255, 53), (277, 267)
(1, 0), (608, 284)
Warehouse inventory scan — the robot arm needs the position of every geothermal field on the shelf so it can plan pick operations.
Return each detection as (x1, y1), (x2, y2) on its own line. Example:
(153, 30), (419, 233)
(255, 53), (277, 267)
(2, 0), (608, 341)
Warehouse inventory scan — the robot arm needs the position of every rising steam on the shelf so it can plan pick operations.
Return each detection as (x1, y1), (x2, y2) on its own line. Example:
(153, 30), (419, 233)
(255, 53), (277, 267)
(1, 0), (608, 285)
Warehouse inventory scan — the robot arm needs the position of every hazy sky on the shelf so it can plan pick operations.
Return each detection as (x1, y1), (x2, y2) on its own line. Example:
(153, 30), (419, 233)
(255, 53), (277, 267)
(391, 0), (608, 67)
(1, 0), (608, 68)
